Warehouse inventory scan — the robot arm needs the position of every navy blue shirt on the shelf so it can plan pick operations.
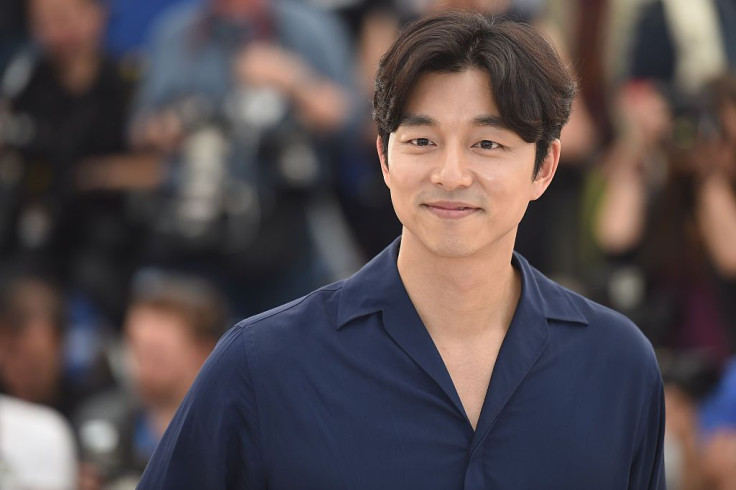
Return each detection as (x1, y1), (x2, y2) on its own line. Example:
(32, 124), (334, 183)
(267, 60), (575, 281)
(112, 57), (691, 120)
(138, 239), (665, 489)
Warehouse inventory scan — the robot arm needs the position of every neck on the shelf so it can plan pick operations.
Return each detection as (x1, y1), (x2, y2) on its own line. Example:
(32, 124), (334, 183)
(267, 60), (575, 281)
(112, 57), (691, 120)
(54, 50), (100, 95)
(397, 229), (521, 340)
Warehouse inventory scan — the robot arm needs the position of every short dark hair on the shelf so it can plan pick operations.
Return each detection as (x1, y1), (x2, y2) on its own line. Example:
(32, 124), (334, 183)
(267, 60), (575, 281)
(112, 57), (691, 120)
(128, 272), (227, 344)
(373, 10), (577, 176)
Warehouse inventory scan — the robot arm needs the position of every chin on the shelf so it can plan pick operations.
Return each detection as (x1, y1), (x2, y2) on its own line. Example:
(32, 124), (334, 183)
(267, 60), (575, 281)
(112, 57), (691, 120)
(412, 221), (518, 260)
(422, 234), (483, 259)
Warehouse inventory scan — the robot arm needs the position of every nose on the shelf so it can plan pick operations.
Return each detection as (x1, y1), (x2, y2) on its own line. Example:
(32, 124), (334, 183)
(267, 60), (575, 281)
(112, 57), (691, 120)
(430, 145), (473, 189)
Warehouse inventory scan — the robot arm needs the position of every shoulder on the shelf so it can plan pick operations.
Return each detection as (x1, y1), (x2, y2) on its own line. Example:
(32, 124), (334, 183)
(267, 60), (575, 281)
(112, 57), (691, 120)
(147, 2), (200, 45)
(0, 395), (74, 442)
(273, 0), (344, 33)
(206, 281), (346, 372)
(535, 269), (660, 377)
(187, 283), (345, 411)
(0, 396), (77, 488)
(234, 281), (345, 341)
(272, 0), (352, 66)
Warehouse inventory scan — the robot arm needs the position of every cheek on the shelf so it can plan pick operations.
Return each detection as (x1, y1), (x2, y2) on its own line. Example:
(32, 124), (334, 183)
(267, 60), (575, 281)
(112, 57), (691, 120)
(475, 164), (530, 197)
(385, 163), (426, 197)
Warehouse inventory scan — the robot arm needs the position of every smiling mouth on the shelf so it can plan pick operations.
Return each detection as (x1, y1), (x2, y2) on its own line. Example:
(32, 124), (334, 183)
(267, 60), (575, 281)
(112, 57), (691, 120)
(423, 203), (480, 218)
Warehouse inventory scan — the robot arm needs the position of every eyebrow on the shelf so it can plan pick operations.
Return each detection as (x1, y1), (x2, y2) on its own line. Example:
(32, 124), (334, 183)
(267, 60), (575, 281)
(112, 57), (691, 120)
(472, 115), (510, 130)
(397, 114), (435, 127)
(397, 113), (511, 131)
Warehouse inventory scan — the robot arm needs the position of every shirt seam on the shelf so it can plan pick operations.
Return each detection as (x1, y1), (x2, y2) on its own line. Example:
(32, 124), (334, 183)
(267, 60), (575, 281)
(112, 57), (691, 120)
(239, 324), (270, 482)
(237, 285), (343, 330)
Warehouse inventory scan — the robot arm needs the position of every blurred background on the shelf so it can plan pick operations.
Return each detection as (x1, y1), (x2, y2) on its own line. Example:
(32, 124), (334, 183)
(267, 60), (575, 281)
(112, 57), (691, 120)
(0, 0), (734, 488)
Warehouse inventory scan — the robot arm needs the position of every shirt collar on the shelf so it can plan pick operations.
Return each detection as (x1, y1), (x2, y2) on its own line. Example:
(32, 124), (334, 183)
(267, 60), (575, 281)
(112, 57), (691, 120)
(336, 237), (589, 330)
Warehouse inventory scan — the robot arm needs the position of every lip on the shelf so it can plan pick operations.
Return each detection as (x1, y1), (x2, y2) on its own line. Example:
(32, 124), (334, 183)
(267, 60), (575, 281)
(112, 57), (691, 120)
(423, 201), (481, 219)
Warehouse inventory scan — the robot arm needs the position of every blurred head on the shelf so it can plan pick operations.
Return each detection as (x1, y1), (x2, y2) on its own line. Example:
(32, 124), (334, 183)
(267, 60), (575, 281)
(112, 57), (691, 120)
(0, 274), (65, 405)
(670, 74), (736, 176)
(208, 0), (266, 20)
(373, 11), (575, 176)
(28, 0), (106, 62)
(124, 273), (226, 409)
(429, 0), (511, 15)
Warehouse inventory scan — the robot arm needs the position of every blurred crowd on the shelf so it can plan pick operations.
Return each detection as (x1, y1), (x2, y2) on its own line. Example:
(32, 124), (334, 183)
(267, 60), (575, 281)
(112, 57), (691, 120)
(0, 0), (734, 488)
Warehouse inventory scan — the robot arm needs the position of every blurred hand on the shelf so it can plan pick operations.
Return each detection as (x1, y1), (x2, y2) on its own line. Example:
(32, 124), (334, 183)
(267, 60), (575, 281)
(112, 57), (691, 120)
(702, 430), (736, 490)
(234, 42), (349, 132)
(234, 42), (311, 94)
(76, 153), (164, 192)
(664, 386), (698, 444)
(133, 110), (184, 153)
(690, 138), (736, 181)
(78, 462), (104, 490)
(616, 81), (672, 149)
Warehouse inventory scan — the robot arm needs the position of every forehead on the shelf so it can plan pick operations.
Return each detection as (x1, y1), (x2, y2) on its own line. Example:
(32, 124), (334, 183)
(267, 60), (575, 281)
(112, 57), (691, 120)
(401, 69), (498, 122)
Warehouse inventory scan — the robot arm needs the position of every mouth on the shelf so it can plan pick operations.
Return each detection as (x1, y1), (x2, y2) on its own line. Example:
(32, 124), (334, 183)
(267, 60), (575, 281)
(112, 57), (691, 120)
(422, 201), (481, 219)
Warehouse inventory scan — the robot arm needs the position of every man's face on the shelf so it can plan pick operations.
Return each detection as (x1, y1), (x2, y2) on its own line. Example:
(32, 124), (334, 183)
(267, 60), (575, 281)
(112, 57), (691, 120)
(0, 320), (61, 404)
(378, 69), (558, 259)
(125, 306), (211, 408)
(209, 0), (264, 19)
(30, 0), (104, 61)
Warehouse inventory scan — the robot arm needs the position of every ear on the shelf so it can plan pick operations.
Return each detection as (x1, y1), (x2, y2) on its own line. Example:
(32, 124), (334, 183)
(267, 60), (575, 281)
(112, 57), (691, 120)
(530, 139), (561, 201)
(376, 136), (391, 188)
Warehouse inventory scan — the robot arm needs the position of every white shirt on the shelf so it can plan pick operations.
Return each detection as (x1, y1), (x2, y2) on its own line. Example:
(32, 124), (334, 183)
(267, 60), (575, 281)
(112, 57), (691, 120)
(0, 395), (78, 490)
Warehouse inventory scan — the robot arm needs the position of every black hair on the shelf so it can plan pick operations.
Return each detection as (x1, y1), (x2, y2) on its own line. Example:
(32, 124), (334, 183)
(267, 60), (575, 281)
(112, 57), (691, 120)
(373, 10), (577, 176)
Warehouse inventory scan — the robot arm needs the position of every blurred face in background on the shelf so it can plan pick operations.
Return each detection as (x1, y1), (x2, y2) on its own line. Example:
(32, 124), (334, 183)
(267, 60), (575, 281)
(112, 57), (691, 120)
(0, 280), (63, 405)
(209, 0), (265, 20)
(29, 0), (105, 62)
(125, 305), (213, 409)
(430, 0), (510, 14)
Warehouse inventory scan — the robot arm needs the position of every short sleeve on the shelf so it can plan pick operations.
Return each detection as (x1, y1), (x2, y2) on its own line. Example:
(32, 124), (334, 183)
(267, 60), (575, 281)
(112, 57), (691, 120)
(137, 325), (266, 489)
(627, 373), (666, 490)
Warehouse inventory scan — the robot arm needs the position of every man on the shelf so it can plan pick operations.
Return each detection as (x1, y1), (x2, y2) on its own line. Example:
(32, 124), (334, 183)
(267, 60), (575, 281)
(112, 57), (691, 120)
(130, 0), (352, 150)
(122, 274), (226, 444)
(0, 0), (151, 325)
(0, 271), (112, 420)
(139, 11), (665, 489)
(74, 272), (226, 488)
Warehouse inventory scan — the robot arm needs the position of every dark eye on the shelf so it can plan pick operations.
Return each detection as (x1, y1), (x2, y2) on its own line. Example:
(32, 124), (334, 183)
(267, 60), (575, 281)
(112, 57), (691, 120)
(476, 140), (499, 150)
(413, 138), (430, 146)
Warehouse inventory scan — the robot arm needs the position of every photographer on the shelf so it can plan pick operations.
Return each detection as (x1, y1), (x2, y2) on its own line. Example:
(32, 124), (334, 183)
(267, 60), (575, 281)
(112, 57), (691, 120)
(594, 75), (736, 489)
(74, 272), (226, 489)
(0, 0), (159, 325)
(594, 76), (736, 359)
(128, 0), (356, 316)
